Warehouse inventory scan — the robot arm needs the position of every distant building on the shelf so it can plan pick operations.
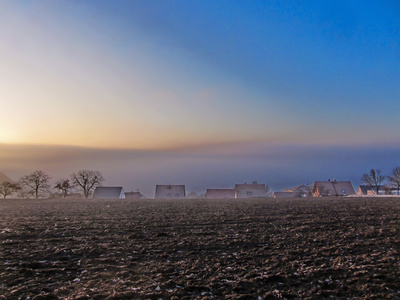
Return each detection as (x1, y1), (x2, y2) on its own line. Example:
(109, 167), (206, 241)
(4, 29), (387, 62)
(312, 180), (355, 197)
(273, 184), (312, 198)
(234, 182), (266, 198)
(206, 189), (235, 199)
(356, 185), (399, 195)
(125, 189), (146, 199)
(155, 184), (186, 199)
(92, 186), (125, 199)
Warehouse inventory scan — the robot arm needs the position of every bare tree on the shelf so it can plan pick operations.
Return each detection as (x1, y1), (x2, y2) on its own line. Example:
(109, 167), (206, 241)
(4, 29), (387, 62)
(388, 167), (400, 195)
(54, 178), (72, 198)
(361, 169), (385, 195)
(0, 181), (21, 199)
(71, 170), (104, 198)
(19, 170), (51, 199)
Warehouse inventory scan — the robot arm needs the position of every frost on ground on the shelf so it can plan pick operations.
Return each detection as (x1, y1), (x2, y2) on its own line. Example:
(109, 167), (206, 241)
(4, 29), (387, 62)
(0, 197), (399, 299)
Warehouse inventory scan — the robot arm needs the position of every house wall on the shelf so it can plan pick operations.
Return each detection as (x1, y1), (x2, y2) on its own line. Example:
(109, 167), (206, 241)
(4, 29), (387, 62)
(235, 184), (266, 198)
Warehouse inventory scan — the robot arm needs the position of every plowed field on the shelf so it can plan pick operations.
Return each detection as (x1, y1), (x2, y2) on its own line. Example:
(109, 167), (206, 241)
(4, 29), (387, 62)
(1, 198), (399, 299)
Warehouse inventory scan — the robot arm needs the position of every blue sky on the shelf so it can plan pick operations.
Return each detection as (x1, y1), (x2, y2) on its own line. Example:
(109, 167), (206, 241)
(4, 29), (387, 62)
(1, 1), (399, 195)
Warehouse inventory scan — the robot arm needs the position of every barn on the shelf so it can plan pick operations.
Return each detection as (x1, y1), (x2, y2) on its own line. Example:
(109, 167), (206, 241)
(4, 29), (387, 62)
(155, 184), (185, 199)
(92, 186), (125, 199)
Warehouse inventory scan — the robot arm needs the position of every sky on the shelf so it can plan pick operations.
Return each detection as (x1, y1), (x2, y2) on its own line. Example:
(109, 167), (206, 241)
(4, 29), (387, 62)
(1, 1), (399, 196)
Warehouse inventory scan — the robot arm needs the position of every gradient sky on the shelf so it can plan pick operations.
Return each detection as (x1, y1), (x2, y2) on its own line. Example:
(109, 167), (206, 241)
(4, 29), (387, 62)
(1, 1), (399, 196)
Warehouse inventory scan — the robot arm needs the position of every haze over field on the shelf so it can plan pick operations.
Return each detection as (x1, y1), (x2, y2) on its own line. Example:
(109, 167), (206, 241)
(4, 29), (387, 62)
(1, 1), (399, 196)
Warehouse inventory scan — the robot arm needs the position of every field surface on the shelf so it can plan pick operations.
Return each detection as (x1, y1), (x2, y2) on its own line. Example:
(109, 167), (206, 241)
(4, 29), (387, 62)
(1, 197), (399, 299)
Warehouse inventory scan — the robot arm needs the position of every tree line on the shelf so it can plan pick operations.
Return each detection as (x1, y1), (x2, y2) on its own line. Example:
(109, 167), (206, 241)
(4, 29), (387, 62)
(361, 167), (400, 195)
(2, 167), (400, 199)
(0, 170), (104, 199)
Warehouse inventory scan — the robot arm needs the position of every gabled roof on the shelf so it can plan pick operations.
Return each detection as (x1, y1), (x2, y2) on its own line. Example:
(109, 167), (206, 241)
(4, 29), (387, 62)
(282, 185), (311, 193)
(275, 184), (312, 198)
(313, 181), (355, 196)
(234, 183), (267, 198)
(92, 186), (125, 199)
(155, 184), (186, 198)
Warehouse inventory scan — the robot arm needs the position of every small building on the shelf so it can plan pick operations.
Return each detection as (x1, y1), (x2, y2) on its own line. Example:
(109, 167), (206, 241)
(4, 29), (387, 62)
(312, 180), (355, 197)
(356, 185), (399, 195)
(125, 189), (146, 199)
(92, 186), (125, 199)
(206, 189), (235, 199)
(273, 184), (312, 198)
(155, 184), (186, 199)
(234, 182), (266, 198)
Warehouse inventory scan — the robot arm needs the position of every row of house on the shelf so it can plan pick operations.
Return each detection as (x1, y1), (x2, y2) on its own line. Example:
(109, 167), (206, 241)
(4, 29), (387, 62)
(91, 180), (400, 200)
(92, 182), (268, 199)
(273, 180), (400, 198)
(206, 182), (267, 199)
(92, 187), (145, 199)
(273, 180), (355, 198)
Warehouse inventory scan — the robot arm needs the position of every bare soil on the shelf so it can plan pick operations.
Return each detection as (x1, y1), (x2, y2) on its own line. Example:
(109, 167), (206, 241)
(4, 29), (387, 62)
(1, 197), (399, 299)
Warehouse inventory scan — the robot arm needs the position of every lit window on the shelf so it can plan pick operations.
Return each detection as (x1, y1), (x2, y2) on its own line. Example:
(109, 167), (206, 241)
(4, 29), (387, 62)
(247, 191), (252, 195)
(341, 189), (346, 193)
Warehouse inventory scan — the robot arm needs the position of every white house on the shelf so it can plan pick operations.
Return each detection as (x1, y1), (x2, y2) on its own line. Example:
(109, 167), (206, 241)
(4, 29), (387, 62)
(155, 184), (186, 199)
(92, 186), (125, 199)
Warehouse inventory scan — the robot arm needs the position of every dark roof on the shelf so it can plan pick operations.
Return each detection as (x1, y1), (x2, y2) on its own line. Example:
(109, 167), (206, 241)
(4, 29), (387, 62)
(282, 185), (312, 193)
(313, 181), (355, 196)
